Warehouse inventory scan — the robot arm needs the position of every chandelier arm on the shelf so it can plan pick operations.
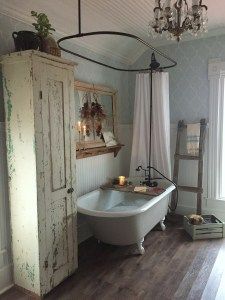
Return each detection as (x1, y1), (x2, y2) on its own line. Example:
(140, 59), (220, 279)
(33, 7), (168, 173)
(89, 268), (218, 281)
(58, 31), (177, 72)
(182, 17), (190, 29)
(184, 0), (189, 11)
(153, 0), (162, 11)
(158, 0), (162, 9)
(200, 4), (208, 10)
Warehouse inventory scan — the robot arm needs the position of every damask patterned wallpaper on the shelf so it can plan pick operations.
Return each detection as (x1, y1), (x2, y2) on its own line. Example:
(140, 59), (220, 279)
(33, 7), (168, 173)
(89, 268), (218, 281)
(133, 34), (225, 123)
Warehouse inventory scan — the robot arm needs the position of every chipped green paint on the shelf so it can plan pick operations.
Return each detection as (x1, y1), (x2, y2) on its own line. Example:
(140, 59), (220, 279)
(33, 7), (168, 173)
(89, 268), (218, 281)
(3, 77), (15, 177)
(3, 77), (12, 124)
(26, 262), (35, 282)
(18, 262), (35, 288)
(17, 114), (24, 143)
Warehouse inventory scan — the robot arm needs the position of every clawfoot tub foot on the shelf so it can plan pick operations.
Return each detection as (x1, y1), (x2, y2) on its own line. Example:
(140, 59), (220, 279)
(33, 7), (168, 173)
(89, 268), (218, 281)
(137, 238), (145, 255)
(160, 218), (166, 231)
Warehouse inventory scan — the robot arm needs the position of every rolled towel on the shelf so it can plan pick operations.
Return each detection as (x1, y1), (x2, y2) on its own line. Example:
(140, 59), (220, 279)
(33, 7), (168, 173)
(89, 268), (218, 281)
(187, 123), (200, 155)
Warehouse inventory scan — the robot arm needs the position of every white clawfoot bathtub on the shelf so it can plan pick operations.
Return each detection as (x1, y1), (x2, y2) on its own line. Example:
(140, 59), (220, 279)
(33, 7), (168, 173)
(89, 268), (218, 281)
(77, 179), (175, 254)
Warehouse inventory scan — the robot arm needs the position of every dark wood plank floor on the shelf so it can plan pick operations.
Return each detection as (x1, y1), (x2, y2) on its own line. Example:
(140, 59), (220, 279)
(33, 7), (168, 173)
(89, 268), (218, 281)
(2, 220), (225, 300)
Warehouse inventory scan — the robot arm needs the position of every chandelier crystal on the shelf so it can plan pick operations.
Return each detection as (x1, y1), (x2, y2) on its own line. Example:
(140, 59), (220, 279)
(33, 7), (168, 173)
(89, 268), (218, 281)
(149, 0), (208, 42)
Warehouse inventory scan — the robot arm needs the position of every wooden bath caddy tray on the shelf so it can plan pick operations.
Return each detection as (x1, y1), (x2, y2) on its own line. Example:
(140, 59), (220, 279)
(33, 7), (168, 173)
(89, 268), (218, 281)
(184, 215), (225, 240)
(100, 184), (165, 196)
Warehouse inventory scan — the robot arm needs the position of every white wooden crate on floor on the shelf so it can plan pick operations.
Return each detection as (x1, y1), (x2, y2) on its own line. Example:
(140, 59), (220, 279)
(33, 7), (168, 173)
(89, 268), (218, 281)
(184, 215), (225, 240)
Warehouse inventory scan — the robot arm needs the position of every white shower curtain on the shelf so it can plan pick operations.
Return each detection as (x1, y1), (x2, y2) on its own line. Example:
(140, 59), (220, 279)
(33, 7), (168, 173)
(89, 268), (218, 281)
(130, 72), (171, 179)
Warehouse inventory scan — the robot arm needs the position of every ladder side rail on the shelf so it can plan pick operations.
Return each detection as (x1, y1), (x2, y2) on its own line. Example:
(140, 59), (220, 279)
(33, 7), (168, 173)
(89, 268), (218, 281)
(171, 120), (185, 210)
(197, 118), (207, 214)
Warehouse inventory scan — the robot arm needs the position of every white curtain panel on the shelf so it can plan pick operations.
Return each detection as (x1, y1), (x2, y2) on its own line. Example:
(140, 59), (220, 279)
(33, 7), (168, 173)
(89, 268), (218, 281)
(130, 73), (150, 177)
(130, 72), (171, 179)
(151, 72), (171, 178)
(208, 59), (225, 199)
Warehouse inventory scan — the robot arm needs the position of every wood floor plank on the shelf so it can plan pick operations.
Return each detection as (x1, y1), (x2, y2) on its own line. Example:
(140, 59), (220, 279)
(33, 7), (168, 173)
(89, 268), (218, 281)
(2, 222), (225, 300)
(215, 243), (225, 300)
(201, 241), (225, 300)
(145, 239), (198, 299)
(215, 270), (225, 300)
(187, 240), (222, 300)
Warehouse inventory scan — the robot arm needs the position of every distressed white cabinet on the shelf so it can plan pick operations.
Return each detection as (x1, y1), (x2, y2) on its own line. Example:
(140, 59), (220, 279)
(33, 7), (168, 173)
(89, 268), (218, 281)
(1, 51), (77, 297)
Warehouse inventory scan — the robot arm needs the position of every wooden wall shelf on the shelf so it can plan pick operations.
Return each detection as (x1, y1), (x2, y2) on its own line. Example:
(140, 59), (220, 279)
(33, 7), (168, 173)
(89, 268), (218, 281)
(76, 144), (124, 159)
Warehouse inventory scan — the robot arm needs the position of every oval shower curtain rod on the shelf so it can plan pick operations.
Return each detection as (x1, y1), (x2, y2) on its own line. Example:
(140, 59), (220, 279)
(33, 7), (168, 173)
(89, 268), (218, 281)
(57, 0), (177, 72)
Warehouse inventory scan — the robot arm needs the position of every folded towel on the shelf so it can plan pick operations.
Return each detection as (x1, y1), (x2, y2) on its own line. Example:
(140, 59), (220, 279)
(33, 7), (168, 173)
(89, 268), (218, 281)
(187, 123), (200, 155)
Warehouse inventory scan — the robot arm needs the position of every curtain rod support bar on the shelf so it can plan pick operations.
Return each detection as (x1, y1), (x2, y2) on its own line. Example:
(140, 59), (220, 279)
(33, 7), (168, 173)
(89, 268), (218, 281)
(58, 0), (178, 72)
(78, 0), (81, 35)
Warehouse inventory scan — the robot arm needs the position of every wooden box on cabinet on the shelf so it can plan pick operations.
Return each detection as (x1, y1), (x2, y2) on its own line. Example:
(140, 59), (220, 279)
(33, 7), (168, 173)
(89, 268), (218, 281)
(1, 51), (77, 297)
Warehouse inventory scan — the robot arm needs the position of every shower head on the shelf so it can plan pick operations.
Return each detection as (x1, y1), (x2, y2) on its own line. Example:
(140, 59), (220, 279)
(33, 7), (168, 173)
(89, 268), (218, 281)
(150, 53), (160, 70)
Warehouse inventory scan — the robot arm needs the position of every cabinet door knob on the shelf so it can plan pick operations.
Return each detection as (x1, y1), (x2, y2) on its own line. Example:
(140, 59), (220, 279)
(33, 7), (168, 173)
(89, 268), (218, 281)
(67, 188), (74, 194)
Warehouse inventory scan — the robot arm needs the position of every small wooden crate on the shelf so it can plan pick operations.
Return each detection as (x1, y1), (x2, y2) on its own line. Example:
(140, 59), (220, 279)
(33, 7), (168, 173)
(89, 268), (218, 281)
(183, 215), (225, 240)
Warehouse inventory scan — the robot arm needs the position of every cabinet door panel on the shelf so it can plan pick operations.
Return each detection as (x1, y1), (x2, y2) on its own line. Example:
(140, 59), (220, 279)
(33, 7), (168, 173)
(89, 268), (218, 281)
(41, 64), (76, 293)
(50, 197), (68, 271)
(48, 79), (66, 191)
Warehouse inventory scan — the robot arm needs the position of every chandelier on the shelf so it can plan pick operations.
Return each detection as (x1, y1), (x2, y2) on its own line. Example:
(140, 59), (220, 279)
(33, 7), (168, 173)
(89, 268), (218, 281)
(149, 0), (208, 42)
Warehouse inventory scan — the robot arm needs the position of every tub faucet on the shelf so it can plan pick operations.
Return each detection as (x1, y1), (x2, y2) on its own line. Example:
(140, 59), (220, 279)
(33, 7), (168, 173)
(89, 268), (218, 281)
(136, 165), (158, 187)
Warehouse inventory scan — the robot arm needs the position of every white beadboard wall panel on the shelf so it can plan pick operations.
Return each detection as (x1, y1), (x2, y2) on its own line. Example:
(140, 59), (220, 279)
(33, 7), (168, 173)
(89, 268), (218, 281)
(76, 152), (120, 197)
(0, 122), (13, 294)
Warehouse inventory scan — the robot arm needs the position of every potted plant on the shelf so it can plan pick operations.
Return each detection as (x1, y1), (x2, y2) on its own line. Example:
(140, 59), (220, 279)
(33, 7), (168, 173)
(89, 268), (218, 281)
(31, 11), (61, 57)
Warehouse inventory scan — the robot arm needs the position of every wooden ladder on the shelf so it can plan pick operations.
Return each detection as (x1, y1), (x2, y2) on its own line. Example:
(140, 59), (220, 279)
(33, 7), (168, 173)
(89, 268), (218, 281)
(171, 119), (207, 214)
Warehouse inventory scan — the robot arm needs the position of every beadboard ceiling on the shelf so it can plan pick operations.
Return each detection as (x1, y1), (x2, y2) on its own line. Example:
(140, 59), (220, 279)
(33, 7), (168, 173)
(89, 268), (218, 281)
(1, 0), (225, 65)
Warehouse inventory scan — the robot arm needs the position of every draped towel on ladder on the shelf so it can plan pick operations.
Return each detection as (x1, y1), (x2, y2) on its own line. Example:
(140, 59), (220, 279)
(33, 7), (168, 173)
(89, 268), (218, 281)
(130, 72), (171, 179)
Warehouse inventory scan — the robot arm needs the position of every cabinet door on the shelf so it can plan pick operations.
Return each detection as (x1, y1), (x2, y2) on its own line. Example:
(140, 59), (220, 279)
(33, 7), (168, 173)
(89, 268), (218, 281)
(40, 63), (77, 293)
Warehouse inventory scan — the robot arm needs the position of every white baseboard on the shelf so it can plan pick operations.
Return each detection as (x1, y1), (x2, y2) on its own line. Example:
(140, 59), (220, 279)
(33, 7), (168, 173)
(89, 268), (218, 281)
(0, 264), (13, 295)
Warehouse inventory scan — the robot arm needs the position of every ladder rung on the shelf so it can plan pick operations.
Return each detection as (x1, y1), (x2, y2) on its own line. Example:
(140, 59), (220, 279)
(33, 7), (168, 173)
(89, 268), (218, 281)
(178, 185), (203, 193)
(174, 154), (200, 160)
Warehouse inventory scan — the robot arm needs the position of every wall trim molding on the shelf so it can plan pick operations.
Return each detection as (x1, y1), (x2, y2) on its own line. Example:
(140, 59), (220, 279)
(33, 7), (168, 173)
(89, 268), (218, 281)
(0, 264), (13, 295)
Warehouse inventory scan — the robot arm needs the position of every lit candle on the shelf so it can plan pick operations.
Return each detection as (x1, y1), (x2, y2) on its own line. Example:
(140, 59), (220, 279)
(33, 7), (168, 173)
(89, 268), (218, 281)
(83, 125), (86, 136)
(77, 121), (81, 132)
(118, 176), (126, 186)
